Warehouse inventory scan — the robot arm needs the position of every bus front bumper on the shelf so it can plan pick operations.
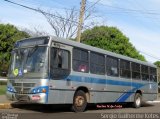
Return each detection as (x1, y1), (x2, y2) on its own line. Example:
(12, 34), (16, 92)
(6, 91), (48, 104)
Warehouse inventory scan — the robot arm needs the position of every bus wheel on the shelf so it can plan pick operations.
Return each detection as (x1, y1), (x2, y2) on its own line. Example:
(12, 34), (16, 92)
(72, 90), (87, 112)
(133, 93), (142, 108)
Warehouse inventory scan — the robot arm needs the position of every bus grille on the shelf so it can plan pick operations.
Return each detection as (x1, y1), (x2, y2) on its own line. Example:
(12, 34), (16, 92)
(12, 83), (35, 94)
(13, 83), (35, 87)
(14, 87), (31, 94)
(15, 94), (30, 101)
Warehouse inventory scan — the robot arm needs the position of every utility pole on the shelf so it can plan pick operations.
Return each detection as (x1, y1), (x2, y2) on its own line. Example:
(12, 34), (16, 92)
(76, 0), (86, 42)
(158, 67), (160, 83)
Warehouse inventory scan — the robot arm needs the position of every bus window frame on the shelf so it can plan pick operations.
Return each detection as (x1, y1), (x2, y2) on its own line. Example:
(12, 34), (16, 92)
(90, 51), (105, 75)
(141, 65), (149, 81)
(72, 47), (89, 73)
(50, 46), (71, 80)
(149, 67), (157, 82)
(106, 55), (119, 77)
(119, 59), (131, 79)
(131, 62), (141, 80)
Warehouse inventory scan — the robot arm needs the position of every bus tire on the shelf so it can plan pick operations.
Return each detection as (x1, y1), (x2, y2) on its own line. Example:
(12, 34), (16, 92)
(72, 90), (87, 112)
(133, 93), (142, 108)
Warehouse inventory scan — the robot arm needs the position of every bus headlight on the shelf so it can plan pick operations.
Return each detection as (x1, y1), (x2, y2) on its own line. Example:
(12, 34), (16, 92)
(33, 89), (36, 93)
(31, 86), (48, 94)
(37, 89), (40, 93)
(7, 86), (14, 92)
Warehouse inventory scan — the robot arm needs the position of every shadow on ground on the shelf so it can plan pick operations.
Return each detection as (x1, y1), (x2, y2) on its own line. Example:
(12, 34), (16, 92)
(11, 102), (72, 113)
(11, 102), (154, 113)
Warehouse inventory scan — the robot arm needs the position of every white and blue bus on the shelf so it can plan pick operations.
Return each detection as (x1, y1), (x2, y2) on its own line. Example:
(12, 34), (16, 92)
(7, 36), (158, 112)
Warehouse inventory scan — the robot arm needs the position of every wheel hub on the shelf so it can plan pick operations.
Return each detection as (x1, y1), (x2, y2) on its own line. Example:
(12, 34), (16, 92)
(136, 97), (141, 106)
(75, 96), (85, 107)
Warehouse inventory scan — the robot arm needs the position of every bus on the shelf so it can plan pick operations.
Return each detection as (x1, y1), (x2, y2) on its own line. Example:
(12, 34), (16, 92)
(6, 36), (158, 112)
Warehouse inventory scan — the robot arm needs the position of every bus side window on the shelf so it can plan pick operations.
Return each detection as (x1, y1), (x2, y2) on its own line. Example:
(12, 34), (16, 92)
(51, 48), (69, 69)
(50, 47), (70, 79)
(73, 48), (89, 73)
(131, 62), (141, 80)
(90, 52), (105, 75)
(106, 56), (119, 77)
(141, 65), (149, 81)
(150, 67), (157, 82)
(120, 59), (131, 78)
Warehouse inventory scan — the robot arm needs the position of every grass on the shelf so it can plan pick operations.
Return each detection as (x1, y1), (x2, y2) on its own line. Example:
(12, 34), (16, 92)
(0, 85), (6, 95)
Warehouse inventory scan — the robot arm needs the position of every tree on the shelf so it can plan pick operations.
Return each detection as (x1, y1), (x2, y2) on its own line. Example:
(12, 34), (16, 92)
(0, 24), (30, 75)
(21, 26), (49, 37)
(81, 26), (146, 61)
(39, 8), (79, 39)
(154, 61), (160, 83)
(154, 61), (160, 67)
(39, 5), (98, 39)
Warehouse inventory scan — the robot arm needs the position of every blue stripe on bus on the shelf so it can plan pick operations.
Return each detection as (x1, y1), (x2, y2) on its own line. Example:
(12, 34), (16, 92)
(115, 88), (138, 102)
(68, 75), (144, 88)
(67, 75), (145, 102)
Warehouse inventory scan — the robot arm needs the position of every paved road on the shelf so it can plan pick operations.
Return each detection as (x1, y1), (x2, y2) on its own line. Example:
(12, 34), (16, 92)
(0, 102), (160, 119)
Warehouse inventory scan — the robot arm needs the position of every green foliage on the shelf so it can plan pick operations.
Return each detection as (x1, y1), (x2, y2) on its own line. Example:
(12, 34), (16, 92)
(0, 24), (30, 75)
(81, 26), (146, 61)
(0, 85), (6, 95)
(0, 80), (7, 85)
(154, 61), (160, 67)
(155, 61), (160, 83)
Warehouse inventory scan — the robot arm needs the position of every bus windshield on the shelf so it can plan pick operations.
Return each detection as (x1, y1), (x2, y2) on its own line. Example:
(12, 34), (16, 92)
(8, 46), (48, 79)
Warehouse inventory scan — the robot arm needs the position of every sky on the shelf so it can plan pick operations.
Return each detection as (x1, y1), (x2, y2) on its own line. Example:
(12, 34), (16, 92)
(0, 0), (160, 63)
